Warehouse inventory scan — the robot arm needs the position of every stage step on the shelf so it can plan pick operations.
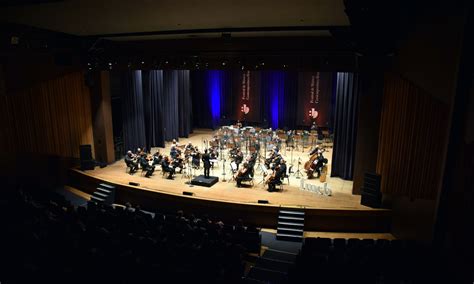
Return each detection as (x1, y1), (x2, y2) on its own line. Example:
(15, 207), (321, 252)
(278, 215), (304, 221)
(90, 195), (105, 203)
(276, 209), (305, 242)
(279, 210), (305, 216)
(99, 183), (115, 190)
(97, 187), (112, 194)
(92, 191), (108, 198)
(276, 233), (304, 242)
(278, 221), (304, 227)
(89, 183), (116, 205)
(277, 227), (304, 234)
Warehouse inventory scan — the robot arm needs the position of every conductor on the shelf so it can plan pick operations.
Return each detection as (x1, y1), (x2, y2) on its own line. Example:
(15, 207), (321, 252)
(202, 149), (211, 178)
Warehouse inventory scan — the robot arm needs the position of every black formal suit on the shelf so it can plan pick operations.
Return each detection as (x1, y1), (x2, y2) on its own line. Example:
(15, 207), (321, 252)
(202, 152), (211, 178)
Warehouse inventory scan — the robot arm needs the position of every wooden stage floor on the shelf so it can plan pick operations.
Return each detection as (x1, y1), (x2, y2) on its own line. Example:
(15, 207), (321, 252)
(87, 130), (373, 210)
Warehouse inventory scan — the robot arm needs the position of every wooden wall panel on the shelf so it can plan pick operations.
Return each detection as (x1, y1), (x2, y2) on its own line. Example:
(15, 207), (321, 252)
(0, 71), (94, 159)
(376, 73), (449, 199)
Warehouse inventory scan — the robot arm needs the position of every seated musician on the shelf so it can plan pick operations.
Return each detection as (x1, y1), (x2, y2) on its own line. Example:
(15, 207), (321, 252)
(191, 147), (201, 169)
(161, 156), (175, 179)
(279, 159), (287, 181)
(268, 164), (285, 192)
(170, 145), (178, 160)
(247, 152), (257, 169)
(309, 145), (324, 156)
(234, 149), (244, 170)
(139, 153), (155, 178)
(185, 142), (193, 151)
(313, 155), (328, 178)
(152, 151), (163, 166)
(124, 150), (138, 174)
(236, 162), (253, 188)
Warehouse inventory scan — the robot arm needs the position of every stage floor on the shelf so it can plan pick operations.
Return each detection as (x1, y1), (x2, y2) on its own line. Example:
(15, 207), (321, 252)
(91, 129), (369, 210)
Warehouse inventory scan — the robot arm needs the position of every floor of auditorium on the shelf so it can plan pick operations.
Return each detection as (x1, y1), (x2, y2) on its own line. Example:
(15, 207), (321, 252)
(88, 129), (373, 210)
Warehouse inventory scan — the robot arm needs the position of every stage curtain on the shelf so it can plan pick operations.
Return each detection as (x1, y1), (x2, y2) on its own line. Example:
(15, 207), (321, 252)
(0, 71), (94, 158)
(331, 72), (360, 180)
(162, 70), (180, 141)
(121, 70), (147, 152)
(376, 73), (449, 199)
(177, 70), (192, 137)
(142, 70), (165, 148)
(190, 70), (235, 129)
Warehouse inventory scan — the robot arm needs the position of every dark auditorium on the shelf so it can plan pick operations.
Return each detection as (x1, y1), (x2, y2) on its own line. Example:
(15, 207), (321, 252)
(0, 0), (472, 283)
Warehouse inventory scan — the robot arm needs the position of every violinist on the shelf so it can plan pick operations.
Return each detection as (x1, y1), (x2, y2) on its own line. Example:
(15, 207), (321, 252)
(152, 151), (163, 166)
(191, 146), (201, 169)
(161, 156), (175, 179)
(139, 153), (155, 178)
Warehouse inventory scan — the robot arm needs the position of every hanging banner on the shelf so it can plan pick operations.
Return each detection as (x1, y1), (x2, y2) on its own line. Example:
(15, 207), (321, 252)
(297, 72), (332, 127)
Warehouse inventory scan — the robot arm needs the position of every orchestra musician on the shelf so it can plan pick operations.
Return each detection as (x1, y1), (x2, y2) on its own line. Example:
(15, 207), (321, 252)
(125, 150), (138, 174)
(235, 162), (252, 188)
(305, 146), (328, 179)
(139, 153), (155, 178)
(202, 149), (211, 178)
(161, 156), (175, 179)
(191, 146), (201, 169)
(266, 164), (285, 192)
(152, 151), (163, 166)
(233, 149), (244, 170)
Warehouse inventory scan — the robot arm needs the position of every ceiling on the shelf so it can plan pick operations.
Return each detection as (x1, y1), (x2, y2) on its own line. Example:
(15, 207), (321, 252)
(0, 0), (349, 38)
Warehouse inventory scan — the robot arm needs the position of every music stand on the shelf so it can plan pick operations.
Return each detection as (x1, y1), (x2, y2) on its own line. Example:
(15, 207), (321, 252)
(221, 158), (227, 182)
(294, 158), (303, 179)
(257, 164), (269, 186)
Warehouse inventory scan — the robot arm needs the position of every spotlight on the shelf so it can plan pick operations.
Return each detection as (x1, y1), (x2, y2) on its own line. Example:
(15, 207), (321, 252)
(222, 61), (226, 66)
(165, 61), (169, 64)
(108, 62), (112, 66)
(241, 65), (244, 70)
(141, 61), (145, 64)
(87, 63), (91, 66)
(261, 62), (265, 66)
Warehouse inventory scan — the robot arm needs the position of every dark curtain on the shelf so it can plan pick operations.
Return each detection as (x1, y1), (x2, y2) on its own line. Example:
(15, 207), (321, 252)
(331, 72), (360, 180)
(281, 71), (299, 130)
(190, 70), (235, 129)
(142, 70), (165, 148)
(121, 70), (147, 153)
(190, 71), (212, 128)
(177, 70), (192, 137)
(162, 70), (179, 141)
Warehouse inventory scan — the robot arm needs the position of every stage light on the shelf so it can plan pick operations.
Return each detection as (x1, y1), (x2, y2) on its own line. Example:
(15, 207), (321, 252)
(165, 61), (169, 64)
(222, 62), (226, 66)
(141, 61), (145, 64)
(241, 65), (244, 70)
(87, 63), (91, 66)
(261, 62), (265, 66)
(108, 62), (112, 66)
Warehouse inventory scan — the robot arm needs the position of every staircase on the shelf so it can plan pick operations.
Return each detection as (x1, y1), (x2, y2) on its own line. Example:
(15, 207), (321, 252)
(89, 183), (116, 205)
(243, 249), (297, 284)
(276, 209), (305, 242)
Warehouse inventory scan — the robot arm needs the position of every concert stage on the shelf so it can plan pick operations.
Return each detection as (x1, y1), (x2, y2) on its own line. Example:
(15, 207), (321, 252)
(69, 130), (391, 232)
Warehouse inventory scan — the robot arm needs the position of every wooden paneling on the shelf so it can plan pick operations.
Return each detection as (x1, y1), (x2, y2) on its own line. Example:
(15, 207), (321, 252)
(0, 71), (94, 159)
(376, 74), (450, 199)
